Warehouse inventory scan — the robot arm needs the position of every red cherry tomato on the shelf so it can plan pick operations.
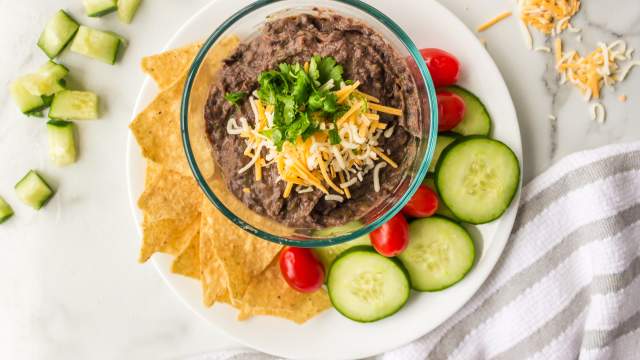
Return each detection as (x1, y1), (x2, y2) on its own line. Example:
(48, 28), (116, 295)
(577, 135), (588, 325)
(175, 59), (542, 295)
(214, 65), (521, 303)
(402, 185), (439, 218)
(279, 247), (325, 293)
(437, 90), (466, 131)
(420, 48), (461, 87)
(370, 213), (409, 257)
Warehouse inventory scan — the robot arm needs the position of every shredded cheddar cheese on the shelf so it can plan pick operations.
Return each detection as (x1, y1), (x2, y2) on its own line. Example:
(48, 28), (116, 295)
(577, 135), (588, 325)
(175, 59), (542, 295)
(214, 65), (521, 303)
(520, 0), (581, 35)
(477, 11), (512, 32)
(555, 39), (636, 101)
(227, 77), (403, 199)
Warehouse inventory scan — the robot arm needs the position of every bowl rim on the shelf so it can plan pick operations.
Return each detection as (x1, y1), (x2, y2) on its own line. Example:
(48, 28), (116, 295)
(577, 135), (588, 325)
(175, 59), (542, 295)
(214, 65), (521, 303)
(180, 0), (438, 247)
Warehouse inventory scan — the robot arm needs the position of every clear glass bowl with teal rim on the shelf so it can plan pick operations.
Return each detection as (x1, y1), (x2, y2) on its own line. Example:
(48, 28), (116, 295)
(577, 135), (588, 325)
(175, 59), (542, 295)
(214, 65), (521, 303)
(181, 0), (437, 247)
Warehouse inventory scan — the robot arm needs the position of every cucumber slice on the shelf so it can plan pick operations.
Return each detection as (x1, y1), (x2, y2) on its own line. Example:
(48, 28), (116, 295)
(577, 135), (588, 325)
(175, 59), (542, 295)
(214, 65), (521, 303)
(429, 133), (458, 173)
(48, 90), (99, 120)
(20, 61), (68, 97)
(15, 170), (55, 209)
(399, 217), (475, 291)
(83, 0), (118, 17)
(9, 81), (47, 115)
(47, 120), (77, 166)
(70, 26), (123, 64)
(117, 0), (142, 23)
(328, 246), (410, 322)
(447, 86), (492, 136)
(313, 221), (371, 272)
(0, 196), (14, 224)
(423, 174), (458, 221)
(37, 10), (79, 58)
(435, 137), (520, 224)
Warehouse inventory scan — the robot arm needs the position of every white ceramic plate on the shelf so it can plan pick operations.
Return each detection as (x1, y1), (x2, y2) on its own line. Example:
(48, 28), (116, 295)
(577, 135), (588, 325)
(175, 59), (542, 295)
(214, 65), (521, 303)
(126, 0), (522, 358)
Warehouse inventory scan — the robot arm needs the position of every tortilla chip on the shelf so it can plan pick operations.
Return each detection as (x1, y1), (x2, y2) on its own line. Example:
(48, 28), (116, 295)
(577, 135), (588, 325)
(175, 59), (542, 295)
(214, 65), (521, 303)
(206, 201), (283, 306)
(138, 166), (202, 222)
(130, 35), (239, 177)
(141, 42), (203, 90)
(238, 259), (332, 324)
(171, 229), (201, 279)
(138, 213), (200, 263)
(199, 201), (230, 306)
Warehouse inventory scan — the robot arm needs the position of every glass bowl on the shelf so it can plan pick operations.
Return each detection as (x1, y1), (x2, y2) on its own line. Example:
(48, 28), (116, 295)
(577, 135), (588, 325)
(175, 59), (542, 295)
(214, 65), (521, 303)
(181, 0), (437, 247)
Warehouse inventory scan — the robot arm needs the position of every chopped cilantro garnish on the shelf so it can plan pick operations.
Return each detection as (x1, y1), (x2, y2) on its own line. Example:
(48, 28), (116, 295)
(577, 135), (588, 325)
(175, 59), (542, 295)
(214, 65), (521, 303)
(328, 128), (341, 145)
(224, 91), (247, 106)
(253, 55), (348, 148)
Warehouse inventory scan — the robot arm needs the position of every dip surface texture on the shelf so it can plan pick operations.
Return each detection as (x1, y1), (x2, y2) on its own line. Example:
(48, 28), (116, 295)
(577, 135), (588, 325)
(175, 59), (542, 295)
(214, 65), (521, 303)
(205, 13), (420, 228)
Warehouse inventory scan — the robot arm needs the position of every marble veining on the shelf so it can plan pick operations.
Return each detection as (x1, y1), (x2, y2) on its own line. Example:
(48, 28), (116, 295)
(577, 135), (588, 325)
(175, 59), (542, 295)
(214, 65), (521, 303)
(0, 1), (638, 359)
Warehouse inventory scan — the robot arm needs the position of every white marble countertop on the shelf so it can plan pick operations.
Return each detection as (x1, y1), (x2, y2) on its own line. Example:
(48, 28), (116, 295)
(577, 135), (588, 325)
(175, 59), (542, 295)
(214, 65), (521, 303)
(0, 1), (638, 359)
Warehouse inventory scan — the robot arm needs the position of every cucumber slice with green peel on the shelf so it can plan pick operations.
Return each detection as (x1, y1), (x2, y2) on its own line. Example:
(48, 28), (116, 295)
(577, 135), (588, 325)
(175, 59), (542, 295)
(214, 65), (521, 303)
(117, 0), (142, 23)
(328, 246), (410, 322)
(37, 10), (79, 58)
(399, 217), (475, 291)
(48, 90), (99, 120)
(70, 26), (123, 64)
(313, 221), (371, 272)
(9, 81), (48, 115)
(0, 197), (14, 224)
(15, 170), (55, 210)
(20, 61), (68, 97)
(83, 0), (118, 17)
(47, 120), (77, 166)
(422, 175), (459, 221)
(447, 85), (492, 136)
(435, 136), (520, 224)
(429, 133), (458, 173)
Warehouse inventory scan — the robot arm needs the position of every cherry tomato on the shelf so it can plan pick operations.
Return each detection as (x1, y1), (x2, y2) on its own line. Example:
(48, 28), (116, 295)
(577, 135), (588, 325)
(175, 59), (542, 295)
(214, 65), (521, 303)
(370, 213), (409, 257)
(437, 90), (466, 131)
(279, 247), (325, 293)
(402, 185), (439, 218)
(420, 48), (461, 87)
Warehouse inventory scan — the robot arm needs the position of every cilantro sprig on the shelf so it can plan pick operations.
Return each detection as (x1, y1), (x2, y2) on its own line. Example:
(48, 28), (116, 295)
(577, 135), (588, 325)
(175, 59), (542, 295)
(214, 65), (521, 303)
(224, 91), (247, 106)
(256, 55), (345, 149)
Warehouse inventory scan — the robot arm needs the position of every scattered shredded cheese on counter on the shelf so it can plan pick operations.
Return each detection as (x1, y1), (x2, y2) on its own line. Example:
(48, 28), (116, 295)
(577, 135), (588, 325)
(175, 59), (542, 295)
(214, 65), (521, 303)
(554, 39), (637, 101)
(520, 0), (581, 35)
(477, 11), (512, 32)
(590, 102), (606, 124)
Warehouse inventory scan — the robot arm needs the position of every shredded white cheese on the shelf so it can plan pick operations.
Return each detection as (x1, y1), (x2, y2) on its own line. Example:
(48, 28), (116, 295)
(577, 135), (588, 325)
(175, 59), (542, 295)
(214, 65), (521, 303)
(325, 194), (344, 202)
(590, 102), (606, 124)
(373, 162), (387, 193)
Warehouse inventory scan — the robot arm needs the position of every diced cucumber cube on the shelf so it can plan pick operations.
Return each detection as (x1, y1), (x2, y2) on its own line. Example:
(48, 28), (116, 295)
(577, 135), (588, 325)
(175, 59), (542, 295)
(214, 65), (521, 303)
(15, 170), (55, 210)
(70, 26), (123, 64)
(9, 80), (47, 115)
(37, 10), (79, 58)
(0, 196), (14, 224)
(48, 90), (99, 120)
(47, 120), (77, 166)
(83, 0), (118, 17)
(20, 61), (69, 97)
(117, 0), (142, 23)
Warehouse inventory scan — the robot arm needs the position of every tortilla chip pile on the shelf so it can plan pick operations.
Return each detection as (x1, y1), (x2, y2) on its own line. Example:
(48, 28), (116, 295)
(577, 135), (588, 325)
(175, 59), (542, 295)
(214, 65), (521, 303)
(129, 38), (331, 323)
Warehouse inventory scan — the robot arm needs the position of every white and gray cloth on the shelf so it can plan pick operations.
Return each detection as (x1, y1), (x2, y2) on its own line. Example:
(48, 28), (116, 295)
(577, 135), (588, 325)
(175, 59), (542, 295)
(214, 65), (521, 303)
(185, 141), (640, 360)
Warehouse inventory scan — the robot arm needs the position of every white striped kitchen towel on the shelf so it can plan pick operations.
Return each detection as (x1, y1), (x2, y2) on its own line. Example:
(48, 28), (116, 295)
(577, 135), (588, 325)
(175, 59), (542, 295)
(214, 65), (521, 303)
(185, 141), (640, 360)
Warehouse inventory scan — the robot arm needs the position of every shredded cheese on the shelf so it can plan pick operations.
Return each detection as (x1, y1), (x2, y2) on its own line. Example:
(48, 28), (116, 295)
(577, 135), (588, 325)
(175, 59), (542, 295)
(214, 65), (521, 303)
(373, 162), (387, 192)
(477, 11), (513, 32)
(590, 102), (606, 124)
(228, 79), (403, 199)
(520, 0), (581, 35)
(619, 95), (627, 102)
(368, 103), (403, 116)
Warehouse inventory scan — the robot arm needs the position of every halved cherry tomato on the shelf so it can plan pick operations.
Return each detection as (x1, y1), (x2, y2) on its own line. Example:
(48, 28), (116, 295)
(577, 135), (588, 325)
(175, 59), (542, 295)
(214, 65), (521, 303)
(279, 247), (325, 293)
(370, 213), (409, 257)
(437, 90), (466, 131)
(402, 185), (439, 218)
(420, 48), (461, 87)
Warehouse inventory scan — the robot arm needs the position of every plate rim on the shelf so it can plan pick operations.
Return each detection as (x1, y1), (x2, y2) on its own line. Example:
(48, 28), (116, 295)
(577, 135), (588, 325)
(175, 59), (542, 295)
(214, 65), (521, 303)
(125, 0), (523, 358)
